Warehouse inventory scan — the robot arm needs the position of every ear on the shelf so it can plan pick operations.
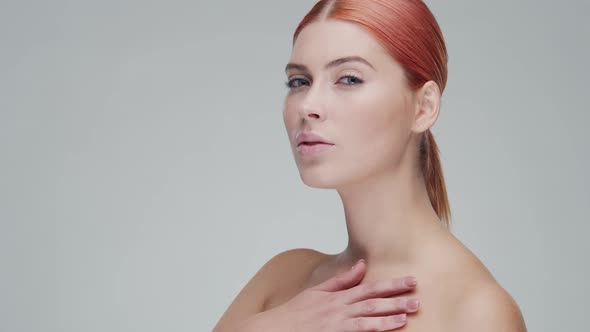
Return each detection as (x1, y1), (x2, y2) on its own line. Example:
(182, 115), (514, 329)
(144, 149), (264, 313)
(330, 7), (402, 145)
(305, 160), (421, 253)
(412, 80), (441, 134)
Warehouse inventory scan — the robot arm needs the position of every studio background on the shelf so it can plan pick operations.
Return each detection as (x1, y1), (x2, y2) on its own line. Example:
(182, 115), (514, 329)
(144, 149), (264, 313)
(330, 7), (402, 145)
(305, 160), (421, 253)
(1, 0), (588, 331)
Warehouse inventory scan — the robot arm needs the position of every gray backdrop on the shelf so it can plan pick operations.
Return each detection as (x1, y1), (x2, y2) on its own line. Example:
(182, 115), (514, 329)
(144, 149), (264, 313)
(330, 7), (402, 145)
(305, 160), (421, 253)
(1, 0), (588, 331)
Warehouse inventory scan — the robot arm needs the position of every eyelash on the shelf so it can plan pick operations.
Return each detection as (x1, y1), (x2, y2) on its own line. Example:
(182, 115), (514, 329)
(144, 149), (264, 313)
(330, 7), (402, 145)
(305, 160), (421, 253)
(284, 74), (364, 90)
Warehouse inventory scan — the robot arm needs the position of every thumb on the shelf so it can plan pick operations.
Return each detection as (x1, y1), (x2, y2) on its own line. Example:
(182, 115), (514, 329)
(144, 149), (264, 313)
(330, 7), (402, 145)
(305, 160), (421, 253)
(313, 259), (366, 292)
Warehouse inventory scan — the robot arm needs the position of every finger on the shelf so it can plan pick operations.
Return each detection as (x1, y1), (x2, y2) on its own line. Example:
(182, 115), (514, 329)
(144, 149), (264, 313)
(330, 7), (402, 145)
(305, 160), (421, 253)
(345, 297), (420, 318)
(342, 313), (407, 332)
(342, 276), (417, 304)
(313, 259), (366, 292)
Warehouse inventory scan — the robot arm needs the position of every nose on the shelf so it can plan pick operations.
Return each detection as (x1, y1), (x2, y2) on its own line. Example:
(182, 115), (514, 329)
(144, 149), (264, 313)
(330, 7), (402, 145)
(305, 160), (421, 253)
(298, 83), (326, 121)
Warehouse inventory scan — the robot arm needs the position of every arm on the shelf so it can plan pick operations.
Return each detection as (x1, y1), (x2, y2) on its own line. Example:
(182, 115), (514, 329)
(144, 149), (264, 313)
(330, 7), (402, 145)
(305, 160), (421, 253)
(453, 282), (527, 332)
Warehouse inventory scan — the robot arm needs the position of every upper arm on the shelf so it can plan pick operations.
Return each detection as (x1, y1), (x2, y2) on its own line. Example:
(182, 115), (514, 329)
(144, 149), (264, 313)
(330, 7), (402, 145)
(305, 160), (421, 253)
(212, 248), (321, 332)
(453, 282), (527, 332)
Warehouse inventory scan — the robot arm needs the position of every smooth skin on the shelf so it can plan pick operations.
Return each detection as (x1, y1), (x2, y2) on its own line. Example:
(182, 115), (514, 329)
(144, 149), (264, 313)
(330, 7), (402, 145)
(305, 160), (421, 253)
(214, 18), (527, 332)
(213, 250), (419, 332)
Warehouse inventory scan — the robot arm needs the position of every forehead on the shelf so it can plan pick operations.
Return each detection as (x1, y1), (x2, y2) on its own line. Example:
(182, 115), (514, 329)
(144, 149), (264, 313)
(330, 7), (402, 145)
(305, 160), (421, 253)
(290, 19), (391, 68)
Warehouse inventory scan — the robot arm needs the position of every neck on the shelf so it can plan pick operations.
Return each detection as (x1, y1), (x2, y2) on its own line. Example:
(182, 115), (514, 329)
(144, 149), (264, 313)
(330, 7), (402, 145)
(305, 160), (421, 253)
(335, 161), (446, 269)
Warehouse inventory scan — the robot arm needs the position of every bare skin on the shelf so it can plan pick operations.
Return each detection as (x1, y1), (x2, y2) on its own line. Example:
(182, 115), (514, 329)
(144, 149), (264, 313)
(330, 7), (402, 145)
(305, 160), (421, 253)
(214, 17), (526, 332)
(263, 238), (507, 331)
(213, 249), (420, 331)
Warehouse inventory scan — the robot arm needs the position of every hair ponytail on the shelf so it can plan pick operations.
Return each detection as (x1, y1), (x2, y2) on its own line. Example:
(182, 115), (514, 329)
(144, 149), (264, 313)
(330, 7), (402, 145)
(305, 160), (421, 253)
(420, 129), (451, 227)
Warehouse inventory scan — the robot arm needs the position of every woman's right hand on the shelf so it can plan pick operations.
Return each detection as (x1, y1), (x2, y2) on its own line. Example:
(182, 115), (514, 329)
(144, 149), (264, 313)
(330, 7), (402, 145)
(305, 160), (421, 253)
(245, 259), (420, 332)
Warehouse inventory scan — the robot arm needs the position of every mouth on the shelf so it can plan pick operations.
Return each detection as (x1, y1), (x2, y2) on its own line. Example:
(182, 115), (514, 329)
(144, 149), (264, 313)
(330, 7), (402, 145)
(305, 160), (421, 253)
(296, 141), (335, 156)
(297, 141), (332, 147)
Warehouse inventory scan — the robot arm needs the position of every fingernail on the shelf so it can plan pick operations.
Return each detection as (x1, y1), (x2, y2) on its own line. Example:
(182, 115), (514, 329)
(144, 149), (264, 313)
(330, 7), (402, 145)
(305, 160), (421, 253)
(394, 313), (407, 323)
(407, 299), (420, 310)
(351, 259), (365, 270)
(404, 277), (417, 287)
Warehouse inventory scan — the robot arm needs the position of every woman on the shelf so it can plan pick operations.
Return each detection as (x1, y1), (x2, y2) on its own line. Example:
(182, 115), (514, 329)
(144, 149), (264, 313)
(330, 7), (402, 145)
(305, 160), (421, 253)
(214, 0), (527, 331)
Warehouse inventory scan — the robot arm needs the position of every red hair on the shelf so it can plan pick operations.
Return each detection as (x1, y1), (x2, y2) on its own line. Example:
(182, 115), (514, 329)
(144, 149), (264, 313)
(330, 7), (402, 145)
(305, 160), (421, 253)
(293, 0), (451, 226)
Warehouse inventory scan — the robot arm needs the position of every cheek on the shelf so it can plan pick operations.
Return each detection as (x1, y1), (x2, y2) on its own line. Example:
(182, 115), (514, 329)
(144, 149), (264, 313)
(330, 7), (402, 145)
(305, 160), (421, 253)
(282, 98), (298, 137)
(337, 88), (411, 170)
(348, 89), (408, 146)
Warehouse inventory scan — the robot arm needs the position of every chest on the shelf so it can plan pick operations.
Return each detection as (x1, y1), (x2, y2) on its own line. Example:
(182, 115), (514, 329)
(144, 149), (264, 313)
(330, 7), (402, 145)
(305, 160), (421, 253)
(264, 270), (459, 332)
(360, 275), (455, 332)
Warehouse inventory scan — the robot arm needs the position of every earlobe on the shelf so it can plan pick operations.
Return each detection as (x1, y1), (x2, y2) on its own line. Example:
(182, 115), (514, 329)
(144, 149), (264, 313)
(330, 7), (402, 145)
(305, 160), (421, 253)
(412, 81), (441, 134)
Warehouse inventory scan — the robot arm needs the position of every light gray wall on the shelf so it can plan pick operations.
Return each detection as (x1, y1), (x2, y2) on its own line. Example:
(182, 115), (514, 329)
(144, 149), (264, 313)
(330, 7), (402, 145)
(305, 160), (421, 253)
(1, 0), (588, 331)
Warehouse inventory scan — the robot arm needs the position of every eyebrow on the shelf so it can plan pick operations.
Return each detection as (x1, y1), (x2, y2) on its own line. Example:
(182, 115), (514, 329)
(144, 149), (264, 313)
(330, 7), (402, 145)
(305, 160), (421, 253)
(284, 56), (375, 74)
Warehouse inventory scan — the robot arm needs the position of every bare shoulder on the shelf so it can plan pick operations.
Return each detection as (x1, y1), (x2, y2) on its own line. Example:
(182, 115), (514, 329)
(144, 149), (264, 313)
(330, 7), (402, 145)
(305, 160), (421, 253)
(268, 247), (329, 268)
(450, 279), (527, 332)
(425, 233), (526, 331)
(262, 247), (330, 289)
(262, 247), (332, 311)
(212, 248), (327, 331)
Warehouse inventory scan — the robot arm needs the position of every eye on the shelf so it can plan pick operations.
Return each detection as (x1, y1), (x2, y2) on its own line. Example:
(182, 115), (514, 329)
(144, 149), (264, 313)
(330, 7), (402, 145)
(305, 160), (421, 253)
(337, 74), (364, 86)
(285, 77), (310, 89)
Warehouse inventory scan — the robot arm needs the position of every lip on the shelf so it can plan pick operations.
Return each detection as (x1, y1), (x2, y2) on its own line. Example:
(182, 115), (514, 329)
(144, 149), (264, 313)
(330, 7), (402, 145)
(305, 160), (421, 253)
(294, 131), (335, 157)
(295, 131), (334, 146)
(297, 142), (335, 156)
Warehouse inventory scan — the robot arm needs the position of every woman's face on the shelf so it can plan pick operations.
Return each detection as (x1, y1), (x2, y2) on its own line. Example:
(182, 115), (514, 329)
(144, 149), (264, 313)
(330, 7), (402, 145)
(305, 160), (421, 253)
(283, 19), (417, 189)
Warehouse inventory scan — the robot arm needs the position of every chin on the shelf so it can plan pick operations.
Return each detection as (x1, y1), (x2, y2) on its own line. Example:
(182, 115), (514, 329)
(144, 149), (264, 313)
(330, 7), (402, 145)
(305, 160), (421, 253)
(298, 168), (348, 189)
